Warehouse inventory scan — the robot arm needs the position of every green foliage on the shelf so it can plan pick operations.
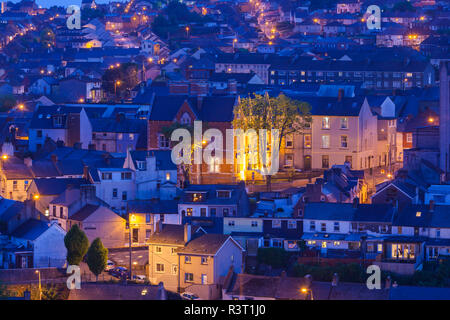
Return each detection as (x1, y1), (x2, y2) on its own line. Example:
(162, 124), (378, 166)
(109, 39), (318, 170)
(257, 247), (289, 268)
(86, 238), (108, 279)
(64, 225), (89, 266)
(0, 94), (16, 112)
(42, 284), (60, 300)
(151, 0), (209, 38)
(101, 62), (139, 96)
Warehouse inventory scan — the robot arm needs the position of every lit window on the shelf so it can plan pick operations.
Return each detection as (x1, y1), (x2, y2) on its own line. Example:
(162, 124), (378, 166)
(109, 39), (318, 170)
(322, 135), (330, 148)
(340, 117), (348, 129)
(322, 117), (330, 129)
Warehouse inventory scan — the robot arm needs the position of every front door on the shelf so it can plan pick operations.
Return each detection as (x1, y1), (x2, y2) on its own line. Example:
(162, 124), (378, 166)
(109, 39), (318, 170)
(304, 156), (312, 171)
(132, 228), (139, 243)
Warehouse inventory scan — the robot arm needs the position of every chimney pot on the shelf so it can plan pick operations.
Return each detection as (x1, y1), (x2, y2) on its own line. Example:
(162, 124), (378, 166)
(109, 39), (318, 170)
(184, 223), (191, 243)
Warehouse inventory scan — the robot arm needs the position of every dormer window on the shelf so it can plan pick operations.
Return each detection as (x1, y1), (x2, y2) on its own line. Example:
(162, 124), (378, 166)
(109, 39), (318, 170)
(180, 112), (192, 125)
(217, 190), (231, 199)
(416, 211), (422, 217)
(137, 161), (146, 171)
(191, 193), (205, 202)
(53, 116), (63, 127)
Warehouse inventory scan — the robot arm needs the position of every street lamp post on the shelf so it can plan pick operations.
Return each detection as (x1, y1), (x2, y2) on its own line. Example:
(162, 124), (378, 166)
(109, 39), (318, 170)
(114, 80), (121, 98)
(301, 287), (314, 300)
(35, 270), (41, 300)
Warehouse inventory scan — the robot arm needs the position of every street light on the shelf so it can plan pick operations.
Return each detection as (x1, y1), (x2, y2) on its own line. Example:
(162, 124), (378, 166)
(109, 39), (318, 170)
(114, 80), (121, 95)
(300, 287), (314, 300)
(35, 270), (42, 300)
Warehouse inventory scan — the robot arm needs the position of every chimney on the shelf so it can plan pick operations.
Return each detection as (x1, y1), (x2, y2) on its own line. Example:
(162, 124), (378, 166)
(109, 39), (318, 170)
(337, 88), (344, 102)
(352, 197), (359, 208)
(157, 218), (163, 233)
(429, 200), (435, 212)
(184, 223), (191, 243)
(332, 273), (339, 287)
(83, 165), (89, 180)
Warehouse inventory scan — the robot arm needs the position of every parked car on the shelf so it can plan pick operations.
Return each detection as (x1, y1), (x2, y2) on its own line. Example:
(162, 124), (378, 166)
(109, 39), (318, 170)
(181, 292), (200, 300)
(132, 275), (146, 283)
(105, 260), (115, 271)
(108, 266), (128, 279)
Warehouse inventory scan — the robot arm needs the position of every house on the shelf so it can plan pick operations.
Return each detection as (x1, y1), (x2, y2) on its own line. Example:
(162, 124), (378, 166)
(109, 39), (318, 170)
(302, 201), (394, 257)
(177, 233), (244, 296)
(126, 199), (180, 245)
(371, 179), (417, 211)
(91, 115), (147, 153)
(0, 156), (34, 201)
(214, 53), (273, 84)
(223, 216), (263, 256)
(68, 204), (126, 249)
(125, 150), (178, 200)
(28, 106), (93, 152)
(6, 219), (66, 269)
(147, 223), (204, 291)
(28, 77), (58, 96)
(178, 183), (250, 219)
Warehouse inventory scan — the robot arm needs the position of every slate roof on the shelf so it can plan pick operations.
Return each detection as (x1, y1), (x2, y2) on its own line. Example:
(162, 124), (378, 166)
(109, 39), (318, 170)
(127, 199), (178, 214)
(304, 203), (395, 223)
(180, 184), (246, 205)
(177, 233), (233, 255)
(147, 224), (201, 245)
(149, 95), (236, 122)
(394, 204), (450, 228)
(33, 178), (89, 196)
(69, 205), (100, 221)
(11, 219), (50, 240)
(29, 105), (85, 129)
(129, 150), (177, 171)
(284, 94), (365, 116)
(90, 118), (146, 134)
(0, 199), (24, 224)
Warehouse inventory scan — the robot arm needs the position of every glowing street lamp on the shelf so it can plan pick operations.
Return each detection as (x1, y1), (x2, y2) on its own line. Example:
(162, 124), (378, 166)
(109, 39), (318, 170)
(300, 287), (314, 300)
(35, 270), (42, 300)
(1, 154), (8, 160)
(115, 80), (121, 95)
(33, 194), (40, 200)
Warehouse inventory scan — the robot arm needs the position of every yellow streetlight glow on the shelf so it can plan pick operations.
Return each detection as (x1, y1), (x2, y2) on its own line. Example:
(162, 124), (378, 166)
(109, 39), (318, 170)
(33, 194), (40, 200)
(428, 117), (434, 123)
(301, 288), (308, 293)
(2, 155), (8, 160)
(18, 104), (24, 110)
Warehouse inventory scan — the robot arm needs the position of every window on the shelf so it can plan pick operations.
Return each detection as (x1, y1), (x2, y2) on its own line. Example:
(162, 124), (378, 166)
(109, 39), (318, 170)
(340, 135), (348, 148)
(406, 133), (413, 143)
(304, 134), (311, 148)
(53, 206), (56, 217)
(210, 208), (216, 217)
(184, 256), (191, 264)
(121, 172), (132, 180)
(322, 155), (329, 169)
(251, 221), (258, 227)
(146, 214), (151, 223)
(37, 130), (42, 138)
(155, 246), (162, 254)
(285, 135), (293, 148)
(228, 220), (235, 227)
(201, 257), (208, 265)
(156, 263), (164, 273)
(101, 172), (112, 180)
(288, 220), (297, 229)
(122, 191), (127, 201)
(172, 264), (178, 275)
(145, 229), (151, 239)
(217, 191), (231, 198)
(391, 243), (415, 260)
(272, 219), (281, 228)
(322, 135), (330, 148)
(158, 134), (170, 149)
(272, 239), (283, 248)
(13, 180), (17, 191)
(436, 229), (441, 238)
(345, 156), (352, 167)
(334, 222), (340, 232)
(112, 188), (118, 198)
(322, 117), (330, 129)
(60, 207), (64, 218)
(321, 223), (326, 232)
(310, 221), (316, 231)
(129, 134), (134, 140)
(24, 180), (29, 191)
(118, 133), (123, 140)
(185, 273), (194, 282)
(186, 208), (193, 216)
(160, 214), (164, 222)
(340, 117), (348, 129)
(223, 208), (230, 216)
(200, 208), (207, 217)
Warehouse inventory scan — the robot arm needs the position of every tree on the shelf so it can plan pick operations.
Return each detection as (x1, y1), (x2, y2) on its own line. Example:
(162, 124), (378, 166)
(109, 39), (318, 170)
(101, 63), (139, 99)
(86, 238), (108, 281)
(64, 225), (89, 266)
(232, 93), (311, 190)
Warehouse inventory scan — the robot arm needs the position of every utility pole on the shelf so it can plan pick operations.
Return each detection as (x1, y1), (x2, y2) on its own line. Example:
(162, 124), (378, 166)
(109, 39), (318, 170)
(35, 270), (41, 300)
(127, 206), (132, 283)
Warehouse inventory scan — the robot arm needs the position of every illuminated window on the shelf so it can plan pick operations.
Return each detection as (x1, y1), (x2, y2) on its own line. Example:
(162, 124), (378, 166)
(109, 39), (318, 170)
(340, 135), (348, 148)
(340, 117), (348, 129)
(322, 135), (330, 148)
(322, 117), (330, 129)
(186, 208), (193, 216)
(304, 134), (311, 148)
(155, 246), (162, 254)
